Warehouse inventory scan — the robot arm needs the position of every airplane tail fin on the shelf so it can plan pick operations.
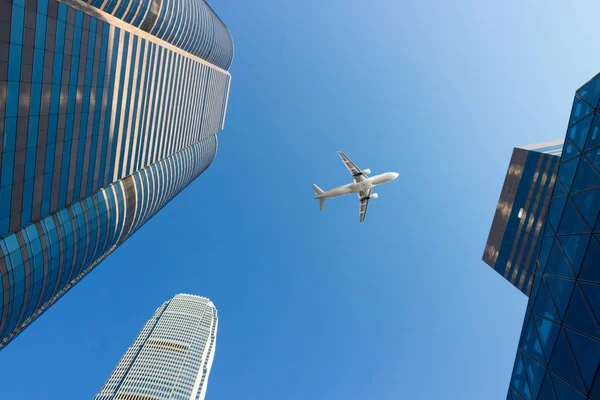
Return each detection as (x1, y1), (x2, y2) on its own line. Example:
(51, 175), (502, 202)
(312, 184), (326, 211)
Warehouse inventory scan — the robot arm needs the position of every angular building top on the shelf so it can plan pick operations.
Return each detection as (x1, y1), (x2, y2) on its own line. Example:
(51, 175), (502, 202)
(95, 294), (218, 400)
(483, 140), (563, 296)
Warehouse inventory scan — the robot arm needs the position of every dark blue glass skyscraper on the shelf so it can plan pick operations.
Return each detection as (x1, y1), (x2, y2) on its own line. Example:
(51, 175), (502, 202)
(0, 0), (232, 348)
(504, 74), (600, 400)
(484, 73), (600, 399)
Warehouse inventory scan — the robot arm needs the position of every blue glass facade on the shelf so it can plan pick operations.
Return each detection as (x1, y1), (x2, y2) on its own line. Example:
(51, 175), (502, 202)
(0, 0), (232, 349)
(484, 141), (563, 296)
(506, 73), (600, 399)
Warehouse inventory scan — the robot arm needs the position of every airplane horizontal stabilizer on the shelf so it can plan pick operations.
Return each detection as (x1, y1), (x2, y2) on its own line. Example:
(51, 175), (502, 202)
(312, 184), (326, 211)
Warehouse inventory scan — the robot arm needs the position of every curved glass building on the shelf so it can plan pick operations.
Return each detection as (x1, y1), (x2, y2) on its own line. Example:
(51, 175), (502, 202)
(0, 0), (232, 348)
(95, 294), (218, 400)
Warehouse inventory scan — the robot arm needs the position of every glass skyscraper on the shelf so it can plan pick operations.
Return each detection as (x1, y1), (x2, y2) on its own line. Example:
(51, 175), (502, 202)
(483, 140), (563, 296)
(0, 0), (232, 349)
(95, 294), (218, 400)
(483, 73), (600, 399)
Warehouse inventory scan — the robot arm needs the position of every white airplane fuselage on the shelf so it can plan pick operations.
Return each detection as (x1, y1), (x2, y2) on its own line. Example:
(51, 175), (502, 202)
(315, 172), (399, 199)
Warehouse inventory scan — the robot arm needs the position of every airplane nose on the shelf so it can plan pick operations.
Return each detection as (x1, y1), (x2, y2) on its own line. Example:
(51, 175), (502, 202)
(392, 172), (399, 179)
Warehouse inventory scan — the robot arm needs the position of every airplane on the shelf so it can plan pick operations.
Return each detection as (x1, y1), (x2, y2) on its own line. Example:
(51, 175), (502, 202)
(312, 152), (399, 223)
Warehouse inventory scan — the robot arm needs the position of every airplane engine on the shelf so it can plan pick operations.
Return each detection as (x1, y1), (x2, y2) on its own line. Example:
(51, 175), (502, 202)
(362, 168), (371, 174)
(369, 193), (379, 199)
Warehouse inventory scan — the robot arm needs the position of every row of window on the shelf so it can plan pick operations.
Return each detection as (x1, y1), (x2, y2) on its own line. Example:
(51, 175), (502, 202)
(492, 150), (560, 296)
(78, 0), (233, 70)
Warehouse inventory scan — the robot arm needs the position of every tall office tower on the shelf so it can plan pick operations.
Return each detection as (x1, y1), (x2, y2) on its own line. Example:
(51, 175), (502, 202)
(483, 140), (563, 296)
(490, 73), (600, 399)
(0, 0), (233, 349)
(95, 294), (218, 400)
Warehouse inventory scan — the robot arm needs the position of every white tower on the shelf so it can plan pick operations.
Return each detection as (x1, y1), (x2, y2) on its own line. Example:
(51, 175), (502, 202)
(95, 294), (218, 400)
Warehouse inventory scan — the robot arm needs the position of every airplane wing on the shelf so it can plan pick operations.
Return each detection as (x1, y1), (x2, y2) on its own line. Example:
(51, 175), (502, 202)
(337, 151), (368, 183)
(358, 189), (371, 223)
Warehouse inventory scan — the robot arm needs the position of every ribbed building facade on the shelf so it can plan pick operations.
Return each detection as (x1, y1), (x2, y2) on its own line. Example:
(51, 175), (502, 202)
(483, 140), (563, 296)
(0, 0), (232, 349)
(95, 294), (218, 400)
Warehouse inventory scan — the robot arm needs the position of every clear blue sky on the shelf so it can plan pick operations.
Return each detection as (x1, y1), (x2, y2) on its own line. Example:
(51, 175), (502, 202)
(2, 1), (600, 399)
